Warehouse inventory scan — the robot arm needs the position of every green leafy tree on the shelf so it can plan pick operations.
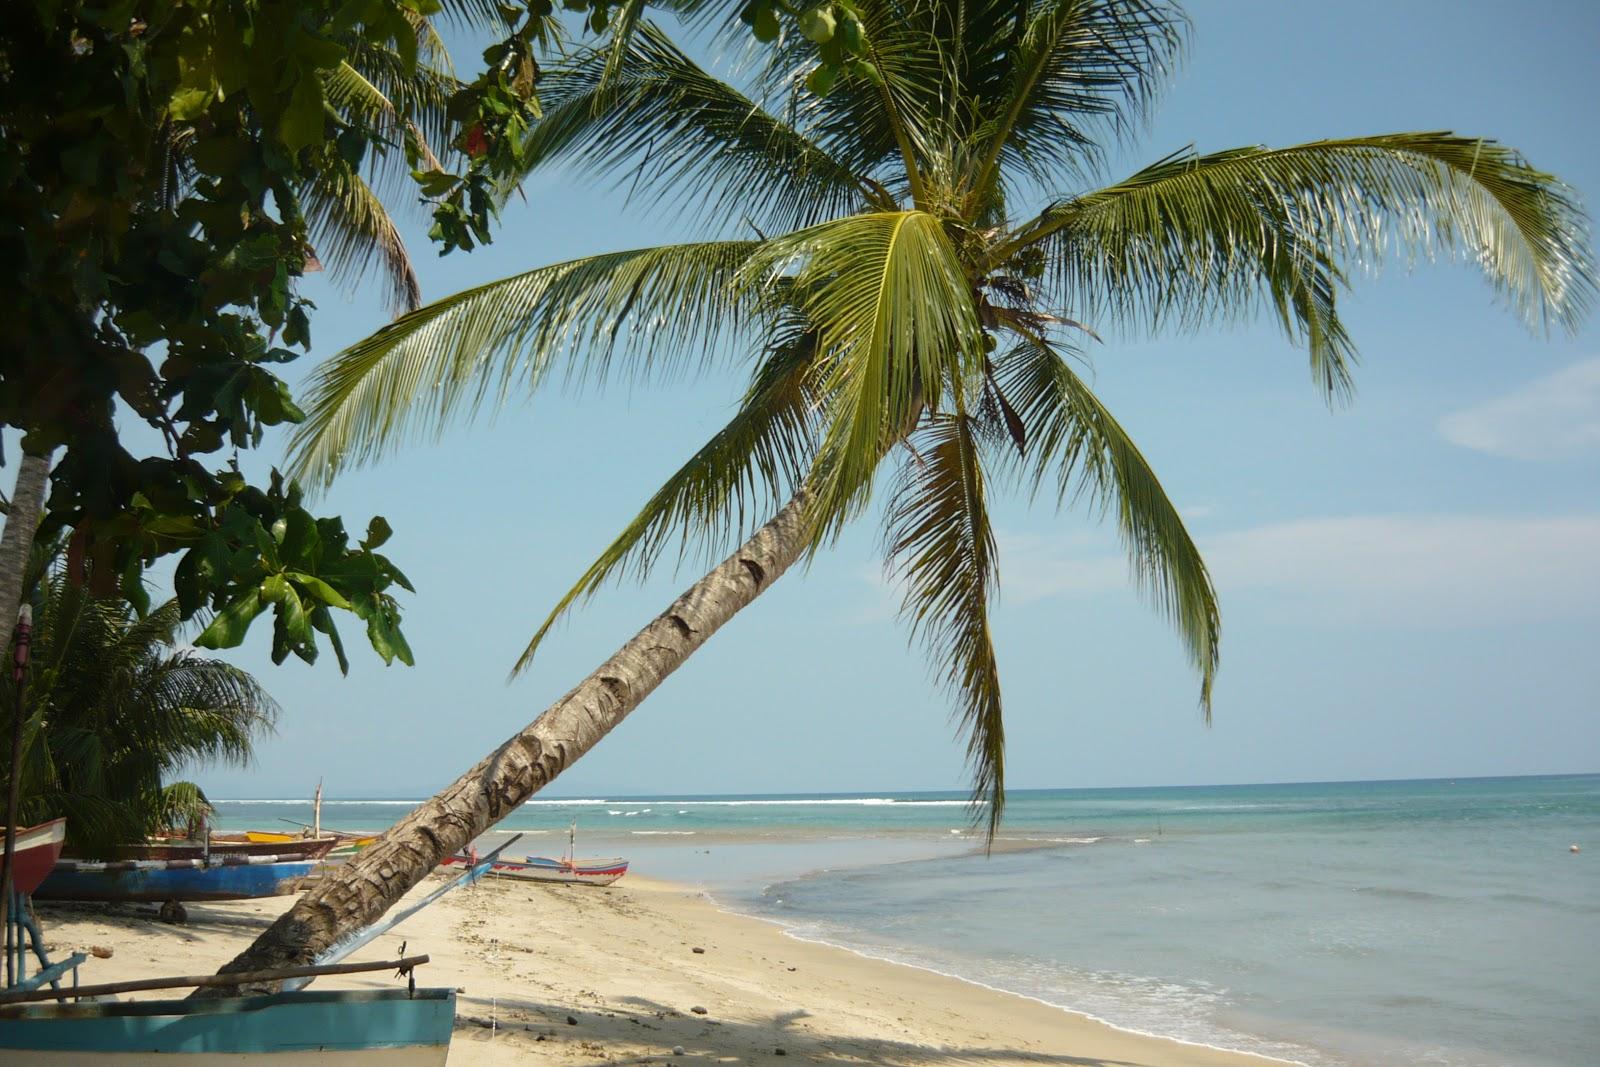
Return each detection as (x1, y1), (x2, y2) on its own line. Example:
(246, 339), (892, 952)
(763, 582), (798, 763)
(1, 560), (278, 858)
(0, 0), (554, 666)
(212, 1), (1592, 984)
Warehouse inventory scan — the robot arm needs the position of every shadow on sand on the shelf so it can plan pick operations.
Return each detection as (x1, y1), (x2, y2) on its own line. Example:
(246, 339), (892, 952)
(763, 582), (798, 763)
(449, 987), (1153, 1067)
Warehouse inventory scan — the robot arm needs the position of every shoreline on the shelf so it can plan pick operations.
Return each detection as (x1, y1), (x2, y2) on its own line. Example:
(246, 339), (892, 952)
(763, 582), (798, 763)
(31, 870), (1299, 1067)
(720, 896), (1309, 1067)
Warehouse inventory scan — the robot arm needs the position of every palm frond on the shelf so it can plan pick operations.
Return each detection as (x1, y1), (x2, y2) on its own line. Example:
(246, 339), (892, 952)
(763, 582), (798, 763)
(301, 156), (422, 315)
(597, 0), (651, 90)
(966, 0), (1187, 204)
(520, 23), (871, 231)
(286, 241), (763, 488)
(2, 578), (277, 856)
(514, 335), (819, 675)
(883, 412), (1005, 837)
(151, 780), (216, 836)
(990, 338), (1219, 714)
(1001, 135), (1596, 371)
(769, 2), (949, 199)
(332, 41), (461, 181)
(745, 212), (985, 543)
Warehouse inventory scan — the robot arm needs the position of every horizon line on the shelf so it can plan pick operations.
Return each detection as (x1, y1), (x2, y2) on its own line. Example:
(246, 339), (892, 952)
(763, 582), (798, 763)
(207, 768), (1598, 803)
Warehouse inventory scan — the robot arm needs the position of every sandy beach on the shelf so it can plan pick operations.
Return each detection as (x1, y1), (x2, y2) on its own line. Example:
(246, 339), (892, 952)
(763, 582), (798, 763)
(30, 872), (1288, 1067)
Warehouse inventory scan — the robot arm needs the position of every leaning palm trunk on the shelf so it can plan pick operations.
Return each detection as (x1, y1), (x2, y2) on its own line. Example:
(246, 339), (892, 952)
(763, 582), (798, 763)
(206, 492), (811, 990)
(0, 450), (51, 655)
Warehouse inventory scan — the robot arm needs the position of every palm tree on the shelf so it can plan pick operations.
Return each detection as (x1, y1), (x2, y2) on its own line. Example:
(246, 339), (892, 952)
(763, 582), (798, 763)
(212, 1), (1593, 984)
(0, 563), (279, 857)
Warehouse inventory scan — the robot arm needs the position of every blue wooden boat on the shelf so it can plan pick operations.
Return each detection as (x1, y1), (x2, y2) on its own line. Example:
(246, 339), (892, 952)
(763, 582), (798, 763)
(0, 987), (455, 1065)
(33, 856), (318, 903)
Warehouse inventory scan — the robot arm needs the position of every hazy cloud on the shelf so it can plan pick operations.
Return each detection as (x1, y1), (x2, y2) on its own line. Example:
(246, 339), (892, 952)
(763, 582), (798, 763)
(991, 516), (1600, 627)
(998, 530), (1128, 606)
(1203, 515), (1600, 625)
(1438, 358), (1600, 461)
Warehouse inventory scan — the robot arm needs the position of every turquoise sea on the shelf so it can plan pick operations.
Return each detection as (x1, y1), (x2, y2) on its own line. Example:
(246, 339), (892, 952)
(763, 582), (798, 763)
(213, 774), (1600, 1066)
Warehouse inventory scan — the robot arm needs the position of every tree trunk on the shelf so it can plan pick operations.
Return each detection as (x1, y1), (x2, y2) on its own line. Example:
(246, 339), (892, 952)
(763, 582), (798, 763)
(0, 450), (51, 655)
(205, 491), (812, 993)
(0, 448), (50, 975)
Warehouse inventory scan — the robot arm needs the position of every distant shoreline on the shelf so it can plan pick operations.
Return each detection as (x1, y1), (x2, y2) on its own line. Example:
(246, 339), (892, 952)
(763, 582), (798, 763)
(208, 769), (1600, 803)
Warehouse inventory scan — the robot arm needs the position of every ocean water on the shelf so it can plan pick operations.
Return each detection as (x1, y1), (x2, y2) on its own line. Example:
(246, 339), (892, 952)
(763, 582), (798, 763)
(212, 774), (1600, 1066)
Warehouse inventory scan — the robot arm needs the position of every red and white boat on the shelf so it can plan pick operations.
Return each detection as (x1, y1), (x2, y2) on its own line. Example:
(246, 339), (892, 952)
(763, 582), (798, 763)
(441, 822), (626, 886)
(6, 818), (67, 895)
(441, 852), (628, 886)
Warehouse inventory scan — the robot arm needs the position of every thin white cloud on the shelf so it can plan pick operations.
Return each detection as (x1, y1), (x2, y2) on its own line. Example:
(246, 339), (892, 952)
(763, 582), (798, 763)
(1202, 515), (1600, 626)
(987, 515), (1600, 627)
(996, 530), (1128, 606)
(1438, 358), (1600, 461)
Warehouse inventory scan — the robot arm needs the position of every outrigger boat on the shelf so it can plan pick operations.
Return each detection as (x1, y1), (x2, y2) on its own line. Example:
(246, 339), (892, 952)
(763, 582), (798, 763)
(34, 855), (320, 903)
(442, 852), (629, 886)
(442, 822), (627, 886)
(0, 957), (454, 1066)
(241, 828), (378, 860)
(1, 834), (524, 1063)
(239, 785), (379, 858)
(3, 597), (493, 1063)
(109, 836), (338, 862)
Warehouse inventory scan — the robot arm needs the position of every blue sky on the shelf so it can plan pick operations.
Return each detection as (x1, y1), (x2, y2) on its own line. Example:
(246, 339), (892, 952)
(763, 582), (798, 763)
(185, 0), (1597, 799)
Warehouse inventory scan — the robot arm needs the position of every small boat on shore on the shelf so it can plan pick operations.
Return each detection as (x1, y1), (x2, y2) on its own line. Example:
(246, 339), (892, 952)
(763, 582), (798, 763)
(241, 829), (377, 858)
(107, 835), (338, 862)
(441, 821), (626, 886)
(5, 819), (66, 896)
(0, 987), (455, 1065)
(34, 855), (319, 902)
(441, 853), (629, 886)
(0, 957), (452, 1065)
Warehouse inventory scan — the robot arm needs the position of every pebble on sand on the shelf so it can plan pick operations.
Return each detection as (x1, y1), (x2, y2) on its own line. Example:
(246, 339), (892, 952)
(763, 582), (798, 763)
(690, 1005), (708, 1015)
(692, 946), (706, 954)
(672, 1046), (686, 1056)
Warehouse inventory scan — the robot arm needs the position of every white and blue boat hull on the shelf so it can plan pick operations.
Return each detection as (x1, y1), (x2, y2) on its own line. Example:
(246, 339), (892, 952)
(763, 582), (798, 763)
(0, 987), (455, 1065)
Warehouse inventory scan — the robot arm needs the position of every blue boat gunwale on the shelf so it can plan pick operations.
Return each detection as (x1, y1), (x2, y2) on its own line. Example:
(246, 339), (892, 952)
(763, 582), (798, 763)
(33, 858), (321, 902)
(0, 987), (456, 1053)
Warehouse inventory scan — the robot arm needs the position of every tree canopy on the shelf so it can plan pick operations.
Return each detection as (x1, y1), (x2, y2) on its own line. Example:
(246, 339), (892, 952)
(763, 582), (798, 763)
(1, 552), (279, 856)
(0, 0), (557, 668)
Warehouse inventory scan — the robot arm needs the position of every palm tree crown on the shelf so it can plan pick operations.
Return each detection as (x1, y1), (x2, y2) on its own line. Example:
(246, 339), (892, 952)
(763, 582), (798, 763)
(286, 1), (1594, 833)
(2, 564), (278, 855)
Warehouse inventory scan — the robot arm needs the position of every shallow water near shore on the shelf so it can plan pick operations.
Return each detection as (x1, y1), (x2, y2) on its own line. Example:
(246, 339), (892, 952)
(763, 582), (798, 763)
(214, 773), (1599, 1067)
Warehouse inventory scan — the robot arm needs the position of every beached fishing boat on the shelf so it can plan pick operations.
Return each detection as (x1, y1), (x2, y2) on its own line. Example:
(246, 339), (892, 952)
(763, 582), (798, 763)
(34, 856), (318, 903)
(441, 822), (626, 885)
(5, 819), (66, 897)
(442, 853), (629, 886)
(241, 830), (377, 858)
(111, 836), (338, 862)
(0, 987), (456, 1065)
(0, 954), (453, 1065)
